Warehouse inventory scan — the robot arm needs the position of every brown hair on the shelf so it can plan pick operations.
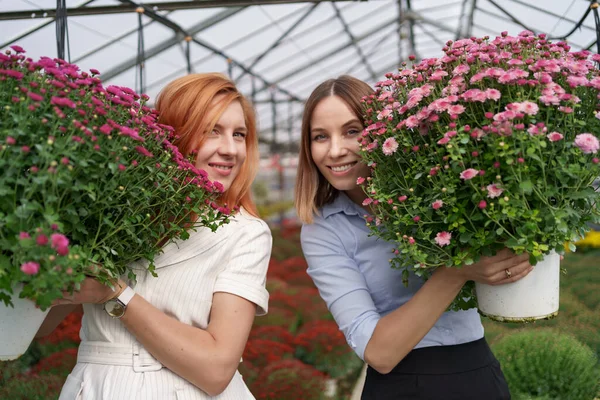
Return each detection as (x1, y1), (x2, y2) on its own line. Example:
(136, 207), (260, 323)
(156, 73), (258, 216)
(294, 75), (374, 224)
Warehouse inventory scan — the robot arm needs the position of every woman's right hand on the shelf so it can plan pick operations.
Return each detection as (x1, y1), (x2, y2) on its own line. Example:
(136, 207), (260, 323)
(444, 248), (532, 286)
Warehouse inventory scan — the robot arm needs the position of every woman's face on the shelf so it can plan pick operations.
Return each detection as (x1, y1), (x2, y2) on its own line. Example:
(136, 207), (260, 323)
(195, 99), (247, 192)
(310, 95), (370, 204)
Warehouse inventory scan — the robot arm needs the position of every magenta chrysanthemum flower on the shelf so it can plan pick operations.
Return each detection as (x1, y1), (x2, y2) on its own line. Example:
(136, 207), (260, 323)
(486, 184), (504, 199)
(356, 177), (365, 185)
(382, 137), (399, 156)
(460, 168), (479, 180)
(50, 233), (69, 256)
(432, 200), (444, 210)
(547, 132), (564, 142)
(20, 261), (40, 275)
(135, 146), (154, 158)
(435, 231), (452, 247)
(574, 133), (600, 154)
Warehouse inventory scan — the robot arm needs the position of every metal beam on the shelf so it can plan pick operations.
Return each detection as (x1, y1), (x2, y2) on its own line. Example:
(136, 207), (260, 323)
(236, 3), (320, 81)
(0, 0), (359, 21)
(72, 11), (173, 64)
(405, 0), (418, 58)
(114, 0), (303, 101)
(331, 2), (377, 80)
(505, 0), (596, 32)
(0, 0), (95, 50)
(100, 7), (244, 81)
(251, 14), (399, 97)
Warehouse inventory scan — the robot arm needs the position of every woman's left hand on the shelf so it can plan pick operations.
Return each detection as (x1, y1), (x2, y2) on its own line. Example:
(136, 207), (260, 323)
(51, 277), (126, 306)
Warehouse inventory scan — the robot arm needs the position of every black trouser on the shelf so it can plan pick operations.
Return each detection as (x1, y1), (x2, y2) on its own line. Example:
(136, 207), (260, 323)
(361, 338), (511, 400)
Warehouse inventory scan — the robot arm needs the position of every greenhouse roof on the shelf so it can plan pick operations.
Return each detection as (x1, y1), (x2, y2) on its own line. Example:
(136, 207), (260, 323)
(1, 0), (598, 151)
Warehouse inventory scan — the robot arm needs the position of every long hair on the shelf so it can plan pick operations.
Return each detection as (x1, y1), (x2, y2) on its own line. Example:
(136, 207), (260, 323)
(155, 73), (258, 216)
(294, 75), (374, 224)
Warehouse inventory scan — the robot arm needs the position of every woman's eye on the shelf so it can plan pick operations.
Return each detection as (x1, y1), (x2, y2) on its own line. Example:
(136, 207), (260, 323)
(347, 129), (361, 136)
(312, 134), (326, 141)
(210, 129), (219, 135)
(234, 132), (247, 139)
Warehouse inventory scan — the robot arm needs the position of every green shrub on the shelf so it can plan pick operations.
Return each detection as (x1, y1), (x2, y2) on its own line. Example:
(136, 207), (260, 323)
(492, 329), (600, 400)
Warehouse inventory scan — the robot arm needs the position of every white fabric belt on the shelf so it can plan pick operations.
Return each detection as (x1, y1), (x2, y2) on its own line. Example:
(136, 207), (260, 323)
(77, 341), (164, 373)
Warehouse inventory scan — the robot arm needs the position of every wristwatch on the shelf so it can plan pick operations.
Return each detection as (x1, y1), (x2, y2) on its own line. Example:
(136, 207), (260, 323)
(103, 286), (135, 318)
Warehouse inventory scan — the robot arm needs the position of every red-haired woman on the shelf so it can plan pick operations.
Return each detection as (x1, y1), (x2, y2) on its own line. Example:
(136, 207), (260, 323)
(37, 73), (271, 399)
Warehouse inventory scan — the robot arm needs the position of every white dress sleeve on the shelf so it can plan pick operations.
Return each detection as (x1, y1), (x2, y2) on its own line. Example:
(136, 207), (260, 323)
(213, 217), (272, 316)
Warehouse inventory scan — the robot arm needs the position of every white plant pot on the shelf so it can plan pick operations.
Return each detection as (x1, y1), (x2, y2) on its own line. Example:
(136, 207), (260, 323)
(475, 251), (560, 322)
(0, 286), (50, 361)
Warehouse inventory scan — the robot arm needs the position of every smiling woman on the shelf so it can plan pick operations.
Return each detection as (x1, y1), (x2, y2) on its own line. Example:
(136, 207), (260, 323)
(294, 75), (531, 400)
(36, 73), (272, 400)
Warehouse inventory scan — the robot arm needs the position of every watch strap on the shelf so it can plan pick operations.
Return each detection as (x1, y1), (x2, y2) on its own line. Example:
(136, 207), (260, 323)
(117, 286), (135, 306)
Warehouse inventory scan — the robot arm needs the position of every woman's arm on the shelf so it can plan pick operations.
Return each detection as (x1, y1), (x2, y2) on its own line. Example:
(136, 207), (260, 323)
(302, 220), (532, 375)
(363, 249), (531, 374)
(35, 304), (80, 338)
(121, 291), (256, 396)
(52, 220), (271, 396)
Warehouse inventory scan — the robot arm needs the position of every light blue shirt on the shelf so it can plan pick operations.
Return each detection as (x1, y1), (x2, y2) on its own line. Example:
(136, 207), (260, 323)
(301, 192), (484, 361)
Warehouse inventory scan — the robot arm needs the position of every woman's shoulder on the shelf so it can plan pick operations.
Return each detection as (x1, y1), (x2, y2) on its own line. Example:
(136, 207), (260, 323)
(227, 207), (270, 232)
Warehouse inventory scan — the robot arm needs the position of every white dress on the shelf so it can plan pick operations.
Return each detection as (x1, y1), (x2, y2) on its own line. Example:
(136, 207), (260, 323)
(59, 208), (271, 400)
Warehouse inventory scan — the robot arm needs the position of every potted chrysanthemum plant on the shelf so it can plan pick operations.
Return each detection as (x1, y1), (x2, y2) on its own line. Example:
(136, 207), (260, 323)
(359, 31), (600, 321)
(0, 46), (231, 359)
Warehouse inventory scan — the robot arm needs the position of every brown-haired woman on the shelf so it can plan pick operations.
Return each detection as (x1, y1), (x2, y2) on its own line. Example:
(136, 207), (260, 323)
(296, 75), (530, 399)
(37, 73), (271, 399)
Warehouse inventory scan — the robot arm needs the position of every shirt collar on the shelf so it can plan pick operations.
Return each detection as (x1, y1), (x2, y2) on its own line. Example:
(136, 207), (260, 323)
(321, 191), (366, 219)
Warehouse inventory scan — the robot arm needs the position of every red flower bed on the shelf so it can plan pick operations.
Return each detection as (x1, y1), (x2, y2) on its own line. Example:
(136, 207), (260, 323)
(31, 348), (78, 377)
(251, 359), (327, 400)
(243, 339), (295, 369)
(38, 308), (83, 345)
(295, 320), (363, 379)
(249, 326), (295, 346)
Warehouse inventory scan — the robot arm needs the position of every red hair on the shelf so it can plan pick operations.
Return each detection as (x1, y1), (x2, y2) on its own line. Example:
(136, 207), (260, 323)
(155, 73), (258, 216)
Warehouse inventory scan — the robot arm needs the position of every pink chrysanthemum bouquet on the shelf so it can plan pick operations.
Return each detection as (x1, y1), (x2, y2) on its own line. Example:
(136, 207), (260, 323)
(359, 31), (600, 310)
(0, 46), (231, 309)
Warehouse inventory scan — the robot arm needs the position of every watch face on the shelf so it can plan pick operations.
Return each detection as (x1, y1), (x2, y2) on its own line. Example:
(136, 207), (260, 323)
(104, 300), (125, 318)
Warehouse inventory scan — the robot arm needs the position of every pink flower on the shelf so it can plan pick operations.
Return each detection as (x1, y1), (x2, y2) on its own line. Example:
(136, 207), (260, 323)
(356, 177), (365, 185)
(460, 168), (479, 180)
(135, 146), (154, 158)
(382, 137), (399, 156)
(362, 198), (373, 206)
(486, 184), (504, 198)
(19, 232), (30, 240)
(574, 133), (600, 154)
(398, 195), (407, 202)
(448, 104), (465, 115)
(432, 200), (444, 210)
(437, 137), (450, 145)
(50, 233), (70, 256)
(485, 89), (501, 101)
(547, 132), (563, 142)
(36, 234), (48, 246)
(413, 215), (421, 222)
(435, 231), (452, 247)
(408, 237), (416, 245)
(478, 200), (487, 209)
(520, 101), (539, 115)
(6, 136), (16, 145)
(20, 262), (40, 275)
(27, 92), (43, 102)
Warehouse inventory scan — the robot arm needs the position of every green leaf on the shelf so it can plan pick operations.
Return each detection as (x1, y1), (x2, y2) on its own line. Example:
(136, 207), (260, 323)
(459, 232), (473, 243)
(496, 227), (504, 235)
(519, 180), (533, 194)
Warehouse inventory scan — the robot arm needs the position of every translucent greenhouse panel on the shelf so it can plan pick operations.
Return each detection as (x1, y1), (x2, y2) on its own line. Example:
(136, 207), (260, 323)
(277, 45), (358, 93)
(167, 7), (228, 30)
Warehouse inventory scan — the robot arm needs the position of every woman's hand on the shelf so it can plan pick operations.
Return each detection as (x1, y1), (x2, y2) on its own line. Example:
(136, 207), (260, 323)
(51, 277), (126, 306)
(442, 248), (532, 286)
